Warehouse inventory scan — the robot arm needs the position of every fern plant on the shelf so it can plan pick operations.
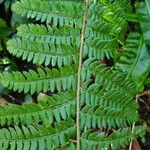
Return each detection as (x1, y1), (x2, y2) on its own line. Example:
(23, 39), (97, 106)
(0, 0), (147, 149)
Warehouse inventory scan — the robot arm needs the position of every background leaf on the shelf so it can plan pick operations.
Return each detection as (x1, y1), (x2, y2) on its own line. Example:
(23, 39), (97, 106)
(136, 1), (150, 44)
(116, 1), (150, 89)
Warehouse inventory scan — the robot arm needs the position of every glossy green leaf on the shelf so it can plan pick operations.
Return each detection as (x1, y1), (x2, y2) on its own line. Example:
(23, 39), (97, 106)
(136, 1), (150, 44)
(116, 33), (150, 88)
(129, 38), (150, 87)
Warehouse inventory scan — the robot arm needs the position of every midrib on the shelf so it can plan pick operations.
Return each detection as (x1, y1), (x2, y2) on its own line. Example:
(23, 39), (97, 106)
(76, 0), (90, 149)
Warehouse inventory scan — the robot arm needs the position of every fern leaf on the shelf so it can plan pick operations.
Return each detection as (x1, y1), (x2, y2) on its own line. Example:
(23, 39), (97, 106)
(95, 71), (137, 96)
(84, 33), (118, 60)
(11, 0), (130, 60)
(80, 62), (139, 128)
(12, 0), (84, 26)
(0, 66), (77, 94)
(80, 81), (139, 128)
(81, 125), (146, 150)
(1, 0), (146, 149)
(81, 83), (139, 111)
(82, 59), (137, 97)
(0, 90), (76, 126)
(17, 24), (80, 45)
(16, 23), (119, 60)
(0, 119), (76, 150)
(7, 38), (78, 67)
(81, 104), (139, 128)
(87, 0), (128, 38)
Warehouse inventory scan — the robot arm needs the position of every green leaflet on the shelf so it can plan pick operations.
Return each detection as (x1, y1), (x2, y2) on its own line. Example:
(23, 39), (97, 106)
(0, 66), (77, 94)
(0, 118), (76, 150)
(81, 125), (146, 150)
(82, 59), (137, 96)
(0, 90), (76, 126)
(81, 104), (139, 128)
(81, 83), (138, 110)
(80, 60), (140, 129)
(7, 38), (79, 67)
(17, 24), (80, 45)
(12, 0), (84, 26)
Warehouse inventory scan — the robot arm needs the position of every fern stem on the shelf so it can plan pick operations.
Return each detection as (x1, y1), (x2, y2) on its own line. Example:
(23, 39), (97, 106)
(129, 97), (138, 150)
(129, 122), (135, 150)
(76, 0), (89, 149)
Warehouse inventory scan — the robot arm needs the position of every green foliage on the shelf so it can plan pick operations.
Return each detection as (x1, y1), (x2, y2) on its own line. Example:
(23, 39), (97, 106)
(0, 90), (76, 126)
(0, 18), (13, 39)
(17, 24), (80, 46)
(0, 18), (13, 51)
(80, 60), (139, 129)
(0, 118), (76, 150)
(81, 104), (139, 128)
(7, 36), (78, 67)
(116, 33), (150, 88)
(0, 0), (147, 149)
(81, 125), (146, 150)
(82, 59), (137, 96)
(136, 0), (150, 44)
(10, 0), (130, 60)
(0, 65), (77, 94)
(12, 0), (84, 26)
(116, 1), (150, 89)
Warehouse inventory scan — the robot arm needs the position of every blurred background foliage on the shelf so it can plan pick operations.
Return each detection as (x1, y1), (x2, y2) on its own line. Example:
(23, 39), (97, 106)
(0, 0), (33, 103)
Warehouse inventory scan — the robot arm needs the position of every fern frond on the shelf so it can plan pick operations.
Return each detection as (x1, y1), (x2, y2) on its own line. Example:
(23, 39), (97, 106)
(80, 82), (139, 128)
(81, 83), (138, 111)
(87, 0), (129, 38)
(7, 38), (78, 67)
(0, 66), (77, 94)
(95, 71), (137, 96)
(11, 0), (130, 60)
(12, 0), (84, 26)
(81, 104), (139, 128)
(2, 0), (145, 149)
(17, 24), (80, 45)
(0, 90), (76, 126)
(82, 59), (137, 97)
(85, 0), (130, 59)
(81, 59), (106, 82)
(80, 62), (139, 128)
(0, 118), (76, 150)
(16, 23), (118, 60)
(81, 125), (145, 150)
(84, 33), (118, 59)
